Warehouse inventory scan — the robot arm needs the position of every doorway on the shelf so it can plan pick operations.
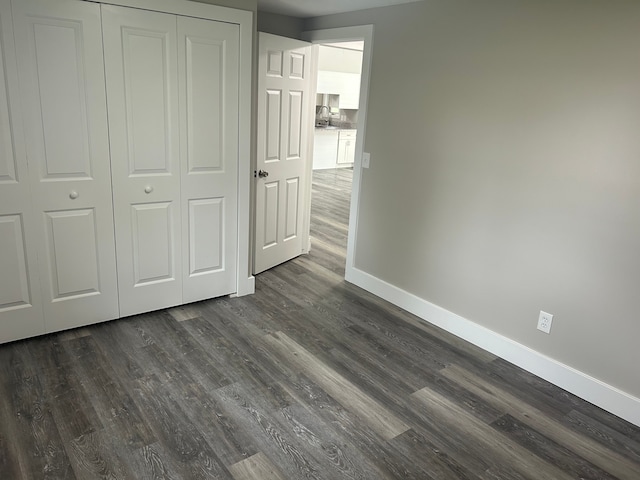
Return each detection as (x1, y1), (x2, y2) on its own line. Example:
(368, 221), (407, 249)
(309, 40), (363, 272)
(252, 26), (372, 281)
(304, 25), (374, 281)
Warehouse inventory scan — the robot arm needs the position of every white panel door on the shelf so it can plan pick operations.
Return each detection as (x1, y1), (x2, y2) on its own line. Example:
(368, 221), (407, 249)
(12, 0), (119, 332)
(177, 16), (239, 303)
(102, 5), (182, 317)
(255, 33), (312, 274)
(0, 0), (45, 342)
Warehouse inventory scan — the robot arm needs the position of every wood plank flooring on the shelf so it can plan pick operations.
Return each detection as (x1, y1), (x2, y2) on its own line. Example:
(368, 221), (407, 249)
(1, 167), (639, 479)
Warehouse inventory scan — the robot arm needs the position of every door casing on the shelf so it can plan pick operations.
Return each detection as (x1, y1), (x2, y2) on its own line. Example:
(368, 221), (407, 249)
(302, 25), (374, 281)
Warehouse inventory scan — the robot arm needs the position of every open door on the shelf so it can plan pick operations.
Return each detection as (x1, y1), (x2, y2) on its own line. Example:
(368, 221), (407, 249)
(254, 33), (313, 274)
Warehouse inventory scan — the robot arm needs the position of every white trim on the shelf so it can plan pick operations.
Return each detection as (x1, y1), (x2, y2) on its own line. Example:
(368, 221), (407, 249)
(89, 0), (248, 23)
(300, 43), (319, 255)
(302, 25), (374, 283)
(232, 275), (254, 298)
(346, 266), (640, 428)
(235, 9), (255, 296)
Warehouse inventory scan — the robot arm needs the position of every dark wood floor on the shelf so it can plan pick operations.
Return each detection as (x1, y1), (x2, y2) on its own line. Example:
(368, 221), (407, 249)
(2, 167), (640, 479)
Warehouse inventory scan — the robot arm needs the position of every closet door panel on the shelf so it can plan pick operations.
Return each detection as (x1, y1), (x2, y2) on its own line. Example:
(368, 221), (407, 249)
(124, 31), (173, 174)
(178, 16), (238, 302)
(26, 20), (91, 178)
(10, 0), (117, 333)
(0, 0), (16, 184)
(1, 0), (45, 343)
(131, 202), (175, 285)
(0, 216), (30, 307)
(43, 209), (101, 298)
(103, 5), (182, 317)
(0, 211), (44, 341)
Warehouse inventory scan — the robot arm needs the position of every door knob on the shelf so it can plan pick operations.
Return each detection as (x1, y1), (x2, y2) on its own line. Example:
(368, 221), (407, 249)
(257, 169), (269, 178)
(69, 190), (79, 200)
(144, 185), (154, 194)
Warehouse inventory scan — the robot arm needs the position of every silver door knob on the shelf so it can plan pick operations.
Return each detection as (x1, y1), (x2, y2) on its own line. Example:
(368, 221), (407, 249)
(258, 169), (269, 178)
(144, 185), (153, 194)
(69, 190), (79, 199)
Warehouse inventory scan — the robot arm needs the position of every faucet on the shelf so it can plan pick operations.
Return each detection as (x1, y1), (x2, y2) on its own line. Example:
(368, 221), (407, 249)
(317, 105), (331, 126)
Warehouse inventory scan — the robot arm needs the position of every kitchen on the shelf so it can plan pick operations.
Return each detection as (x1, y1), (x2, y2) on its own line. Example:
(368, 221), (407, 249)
(313, 41), (363, 170)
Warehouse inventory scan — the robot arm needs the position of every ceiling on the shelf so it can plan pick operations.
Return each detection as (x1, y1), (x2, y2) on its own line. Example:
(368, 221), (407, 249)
(257, 0), (424, 18)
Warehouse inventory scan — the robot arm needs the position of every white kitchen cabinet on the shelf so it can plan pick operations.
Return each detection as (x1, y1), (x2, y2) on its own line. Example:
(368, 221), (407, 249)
(0, 0), (249, 343)
(317, 70), (360, 109)
(318, 45), (362, 74)
(337, 74), (360, 109)
(313, 129), (340, 170)
(337, 130), (357, 165)
(313, 129), (356, 170)
(317, 45), (362, 109)
(316, 70), (338, 96)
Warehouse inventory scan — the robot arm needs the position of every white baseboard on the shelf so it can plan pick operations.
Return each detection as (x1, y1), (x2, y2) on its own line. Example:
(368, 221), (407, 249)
(345, 265), (640, 428)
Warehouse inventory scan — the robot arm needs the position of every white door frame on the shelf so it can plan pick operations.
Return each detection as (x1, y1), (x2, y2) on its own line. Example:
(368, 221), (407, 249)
(302, 25), (374, 282)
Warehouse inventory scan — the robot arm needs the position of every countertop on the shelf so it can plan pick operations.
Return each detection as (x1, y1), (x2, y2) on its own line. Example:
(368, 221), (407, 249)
(314, 125), (356, 131)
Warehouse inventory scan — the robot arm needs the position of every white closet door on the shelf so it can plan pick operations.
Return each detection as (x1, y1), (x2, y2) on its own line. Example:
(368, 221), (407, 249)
(11, 0), (119, 332)
(102, 5), (182, 317)
(0, 0), (45, 342)
(177, 16), (239, 303)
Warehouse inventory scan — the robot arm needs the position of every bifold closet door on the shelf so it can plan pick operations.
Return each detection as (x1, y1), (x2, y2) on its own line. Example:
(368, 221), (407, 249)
(177, 16), (239, 303)
(104, 6), (240, 315)
(0, 0), (44, 342)
(11, 0), (119, 332)
(102, 5), (182, 317)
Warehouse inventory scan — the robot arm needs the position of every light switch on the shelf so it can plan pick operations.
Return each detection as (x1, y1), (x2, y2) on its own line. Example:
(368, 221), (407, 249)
(362, 152), (371, 169)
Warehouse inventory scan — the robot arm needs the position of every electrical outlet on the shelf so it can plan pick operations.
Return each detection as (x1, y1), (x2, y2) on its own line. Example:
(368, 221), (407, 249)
(537, 311), (553, 334)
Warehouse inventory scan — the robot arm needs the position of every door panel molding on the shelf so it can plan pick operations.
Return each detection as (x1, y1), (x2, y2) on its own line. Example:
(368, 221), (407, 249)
(44, 208), (100, 299)
(188, 197), (224, 275)
(184, 34), (225, 173)
(131, 202), (175, 285)
(287, 91), (303, 159)
(0, 214), (32, 309)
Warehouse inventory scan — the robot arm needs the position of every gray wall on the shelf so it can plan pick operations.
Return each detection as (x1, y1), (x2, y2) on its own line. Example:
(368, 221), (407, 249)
(306, 0), (640, 399)
(258, 11), (304, 39)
